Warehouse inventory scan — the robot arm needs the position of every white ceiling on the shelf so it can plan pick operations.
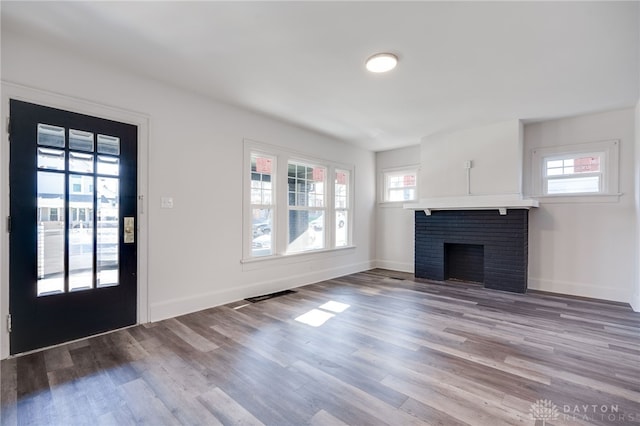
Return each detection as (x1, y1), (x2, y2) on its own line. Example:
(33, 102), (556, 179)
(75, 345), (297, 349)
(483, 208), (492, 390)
(2, 1), (639, 152)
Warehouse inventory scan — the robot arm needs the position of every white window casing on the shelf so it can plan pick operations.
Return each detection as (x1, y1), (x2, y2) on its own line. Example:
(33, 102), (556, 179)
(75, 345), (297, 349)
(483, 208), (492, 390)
(531, 139), (620, 202)
(243, 139), (355, 263)
(380, 166), (419, 203)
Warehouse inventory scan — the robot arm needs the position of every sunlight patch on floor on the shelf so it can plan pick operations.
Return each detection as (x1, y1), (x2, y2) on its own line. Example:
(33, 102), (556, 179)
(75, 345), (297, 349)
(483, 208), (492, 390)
(295, 300), (350, 327)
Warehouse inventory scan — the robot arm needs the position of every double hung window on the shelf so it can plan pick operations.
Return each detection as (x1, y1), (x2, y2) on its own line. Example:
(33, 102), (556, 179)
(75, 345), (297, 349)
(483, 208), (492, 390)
(250, 153), (275, 257)
(245, 141), (353, 260)
(531, 139), (619, 199)
(382, 169), (418, 202)
(543, 153), (603, 195)
(287, 162), (326, 253)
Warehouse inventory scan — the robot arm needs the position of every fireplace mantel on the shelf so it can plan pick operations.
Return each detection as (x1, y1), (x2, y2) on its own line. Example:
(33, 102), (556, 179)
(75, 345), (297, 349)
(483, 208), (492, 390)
(403, 194), (538, 216)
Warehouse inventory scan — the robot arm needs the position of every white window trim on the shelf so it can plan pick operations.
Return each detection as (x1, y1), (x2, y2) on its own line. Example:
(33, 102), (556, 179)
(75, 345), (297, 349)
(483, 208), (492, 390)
(379, 165), (420, 205)
(242, 139), (355, 264)
(531, 140), (620, 203)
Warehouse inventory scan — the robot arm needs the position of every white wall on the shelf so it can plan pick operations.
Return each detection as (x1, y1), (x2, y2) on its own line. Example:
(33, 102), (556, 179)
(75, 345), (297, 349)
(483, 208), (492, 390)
(524, 108), (636, 304)
(420, 120), (523, 198)
(375, 145), (419, 272)
(0, 30), (376, 358)
(377, 111), (638, 307)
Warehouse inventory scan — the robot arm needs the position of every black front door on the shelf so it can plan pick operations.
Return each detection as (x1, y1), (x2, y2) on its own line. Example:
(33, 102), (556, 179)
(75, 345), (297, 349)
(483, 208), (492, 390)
(9, 100), (138, 354)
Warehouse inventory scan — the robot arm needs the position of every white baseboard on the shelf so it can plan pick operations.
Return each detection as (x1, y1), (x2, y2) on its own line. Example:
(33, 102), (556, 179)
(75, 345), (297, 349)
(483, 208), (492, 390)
(149, 260), (374, 322)
(528, 277), (630, 304)
(374, 260), (414, 273)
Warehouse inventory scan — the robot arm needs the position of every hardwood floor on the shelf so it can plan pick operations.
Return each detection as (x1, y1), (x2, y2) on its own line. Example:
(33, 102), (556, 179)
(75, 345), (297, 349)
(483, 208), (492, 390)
(2, 269), (639, 425)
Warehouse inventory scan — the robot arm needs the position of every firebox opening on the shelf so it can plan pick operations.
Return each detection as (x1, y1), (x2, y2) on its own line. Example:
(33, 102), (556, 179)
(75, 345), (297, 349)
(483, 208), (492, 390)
(444, 243), (484, 284)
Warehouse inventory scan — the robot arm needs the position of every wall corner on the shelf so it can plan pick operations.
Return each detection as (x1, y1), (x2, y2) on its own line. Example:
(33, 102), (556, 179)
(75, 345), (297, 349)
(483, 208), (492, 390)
(635, 99), (640, 312)
(631, 292), (640, 312)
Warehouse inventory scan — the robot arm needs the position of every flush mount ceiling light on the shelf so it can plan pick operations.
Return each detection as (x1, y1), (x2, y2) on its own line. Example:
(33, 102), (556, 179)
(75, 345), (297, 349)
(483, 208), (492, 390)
(365, 53), (398, 73)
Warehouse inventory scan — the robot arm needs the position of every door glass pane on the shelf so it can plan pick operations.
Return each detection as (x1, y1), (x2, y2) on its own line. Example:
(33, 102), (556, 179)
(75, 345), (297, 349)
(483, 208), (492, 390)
(69, 129), (94, 152)
(37, 124), (65, 148)
(37, 148), (65, 170)
(97, 156), (119, 176)
(97, 134), (120, 155)
(69, 151), (94, 173)
(97, 177), (119, 287)
(69, 175), (94, 292)
(37, 172), (65, 296)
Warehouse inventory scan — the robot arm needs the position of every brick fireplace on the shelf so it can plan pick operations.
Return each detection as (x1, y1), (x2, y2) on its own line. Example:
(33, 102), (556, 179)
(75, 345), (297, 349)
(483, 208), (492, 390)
(414, 209), (529, 293)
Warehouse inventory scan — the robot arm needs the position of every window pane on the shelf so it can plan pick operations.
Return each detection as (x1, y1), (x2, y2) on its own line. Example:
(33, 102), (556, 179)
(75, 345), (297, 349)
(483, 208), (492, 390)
(288, 161), (325, 207)
(69, 174), (94, 292)
(37, 171), (65, 296)
(573, 156), (600, 173)
(69, 129), (94, 152)
(388, 175), (402, 188)
(250, 174), (272, 204)
(97, 177), (119, 287)
(388, 173), (415, 188)
(37, 147), (65, 170)
(336, 211), (348, 247)
(252, 208), (273, 257)
(403, 174), (416, 186)
(546, 167), (563, 176)
(388, 189), (403, 202)
(97, 134), (120, 155)
(546, 156), (601, 177)
(37, 124), (65, 148)
(97, 155), (119, 176)
(335, 170), (349, 209)
(547, 176), (600, 194)
(69, 151), (94, 173)
(388, 188), (415, 202)
(288, 210), (324, 253)
(251, 154), (274, 206)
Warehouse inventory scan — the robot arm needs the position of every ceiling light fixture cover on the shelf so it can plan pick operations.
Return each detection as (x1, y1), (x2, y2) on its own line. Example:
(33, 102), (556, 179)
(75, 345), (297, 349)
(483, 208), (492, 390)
(365, 53), (398, 73)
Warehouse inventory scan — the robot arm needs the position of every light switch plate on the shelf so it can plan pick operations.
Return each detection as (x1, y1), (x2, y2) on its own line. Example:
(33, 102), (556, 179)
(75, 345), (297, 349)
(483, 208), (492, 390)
(161, 197), (174, 209)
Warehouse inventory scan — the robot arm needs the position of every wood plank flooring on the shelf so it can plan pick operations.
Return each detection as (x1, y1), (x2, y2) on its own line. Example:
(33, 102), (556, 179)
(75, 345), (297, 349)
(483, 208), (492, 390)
(1, 269), (639, 425)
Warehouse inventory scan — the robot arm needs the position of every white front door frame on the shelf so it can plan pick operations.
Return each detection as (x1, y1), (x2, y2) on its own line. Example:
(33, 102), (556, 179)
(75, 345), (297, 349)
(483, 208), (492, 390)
(0, 81), (150, 359)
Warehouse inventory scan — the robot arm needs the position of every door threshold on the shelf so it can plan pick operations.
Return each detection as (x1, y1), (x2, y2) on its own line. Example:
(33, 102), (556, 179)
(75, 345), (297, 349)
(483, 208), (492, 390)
(6, 323), (139, 359)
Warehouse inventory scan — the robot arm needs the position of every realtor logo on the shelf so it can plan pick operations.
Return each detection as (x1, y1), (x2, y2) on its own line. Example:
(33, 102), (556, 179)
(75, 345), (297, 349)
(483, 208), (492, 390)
(530, 399), (560, 425)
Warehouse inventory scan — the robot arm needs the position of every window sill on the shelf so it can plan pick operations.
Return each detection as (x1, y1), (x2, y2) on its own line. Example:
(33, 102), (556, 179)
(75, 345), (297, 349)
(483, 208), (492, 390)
(533, 192), (622, 204)
(241, 245), (357, 269)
